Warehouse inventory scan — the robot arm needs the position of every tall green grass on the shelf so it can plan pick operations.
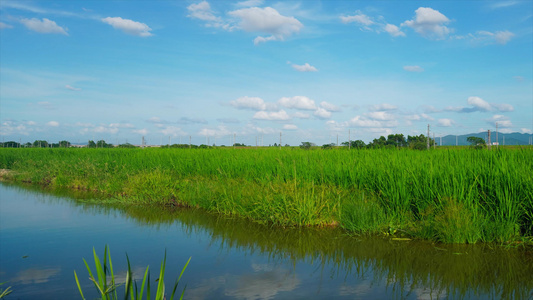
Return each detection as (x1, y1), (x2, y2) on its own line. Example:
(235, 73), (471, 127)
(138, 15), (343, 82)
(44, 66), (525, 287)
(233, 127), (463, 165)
(1, 147), (532, 243)
(74, 245), (190, 300)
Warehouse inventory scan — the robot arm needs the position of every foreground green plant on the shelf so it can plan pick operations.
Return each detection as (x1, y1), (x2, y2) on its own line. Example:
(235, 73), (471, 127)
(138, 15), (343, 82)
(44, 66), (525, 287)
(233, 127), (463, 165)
(74, 245), (190, 300)
(0, 282), (12, 299)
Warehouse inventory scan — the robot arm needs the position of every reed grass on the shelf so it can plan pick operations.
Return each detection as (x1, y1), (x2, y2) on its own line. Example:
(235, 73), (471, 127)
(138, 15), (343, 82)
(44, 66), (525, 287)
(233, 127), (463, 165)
(74, 245), (190, 300)
(1, 147), (532, 243)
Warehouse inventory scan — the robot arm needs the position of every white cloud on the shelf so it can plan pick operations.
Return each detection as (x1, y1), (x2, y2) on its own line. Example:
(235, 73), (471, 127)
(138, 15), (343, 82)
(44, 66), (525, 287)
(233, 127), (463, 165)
(406, 113), (434, 121)
(513, 76), (524, 82)
(437, 118), (455, 127)
(402, 7), (451, 39)
(369, 103), (397, 111)
(229, 96), (273, 110)
(101, 17), (152, 37)
(278, 96), (316, 110)
(293, 112), (310, 119)
(0, 22), (13, 29)
(199, 125), (230, 137)
(65, 84), (81, 91)
(340, 11), (374, 26)
(314, 107), (331, 119)
(187, 1), (226, 29)
(319, 101), (340, 112)
(493, 103), (514, 112)
(403, 65), (424, 72)
(366, 111), (395, 121)
(467, 96), (492, 111)
(20, 18), (68, 35)
(520, 128), (532, 134)
(489, 1), (520, 9)
(283, 124), (298, 130)
(46, 121), (59, 127)
(472, 30), (514, 45)
(384, 24), (405, 37)
(133, 128), (149, 135)
(229, 7), (303, 44)
(253, 110), (291, 121)
(292, 63), (318, 72)
(487, 115), (513, 127)
(494, 30), (514, 44)
(346, 116), (397, 128)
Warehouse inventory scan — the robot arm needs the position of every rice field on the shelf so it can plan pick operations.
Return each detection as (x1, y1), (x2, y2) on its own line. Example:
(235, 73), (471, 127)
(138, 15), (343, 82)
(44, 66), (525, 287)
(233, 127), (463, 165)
(1, 147), (532, 244)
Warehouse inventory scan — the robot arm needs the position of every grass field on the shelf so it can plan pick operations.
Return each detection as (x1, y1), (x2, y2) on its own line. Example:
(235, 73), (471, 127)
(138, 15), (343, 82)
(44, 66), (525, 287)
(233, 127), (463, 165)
(1, 147), (532, 244)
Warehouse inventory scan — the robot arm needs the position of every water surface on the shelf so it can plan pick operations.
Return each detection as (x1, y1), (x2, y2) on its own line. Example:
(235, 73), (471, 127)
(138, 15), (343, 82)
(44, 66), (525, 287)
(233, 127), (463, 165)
(0, 183), (532, 299)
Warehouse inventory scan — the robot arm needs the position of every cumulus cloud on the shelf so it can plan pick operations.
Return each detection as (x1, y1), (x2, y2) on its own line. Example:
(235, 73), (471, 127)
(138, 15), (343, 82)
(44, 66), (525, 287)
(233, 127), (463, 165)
(278, 96), (316, 110)
(229, 96), (276, 110)
(187, 1), (228, 29)
(340, 11), (405, 37)
(467, 96), (492, 111)
(406, 113), (434, 121)
(46, 121), (59, 127)
(228, 7), (303, 45)
(253, 110), (291, 121)
(366, 111), (395, 121)
(384, 24), (405, 37)
(487, 115), (513, 127)
(402, 7), (451, 39)
(291, 63), (318, 72)
(437, 118), (455, 127)
(369, 103), (397, 111)
(346, 115), (397, 128)
(314, 107), (331, 119)
(283, 124), (298, 130)
(198, 125), (230, 137)
(20, 18), (68, 35)
(101, 17), (152, 37)
(65, 84), (81, 91)
(403, 65), (424, 72)
(446, 96), (514, 113)
(340, 11), (374, 26)
(319, 101), (340, 112)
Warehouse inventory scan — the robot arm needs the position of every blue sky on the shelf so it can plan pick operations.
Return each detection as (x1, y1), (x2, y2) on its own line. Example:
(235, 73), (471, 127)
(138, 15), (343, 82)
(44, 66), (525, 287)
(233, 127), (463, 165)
(1, 0), (532, 146)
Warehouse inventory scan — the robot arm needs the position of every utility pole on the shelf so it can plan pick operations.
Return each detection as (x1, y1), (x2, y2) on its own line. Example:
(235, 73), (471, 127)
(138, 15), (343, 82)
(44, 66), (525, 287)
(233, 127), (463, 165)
(433, 133), (436, 149)
(503, 135), (505, 146)
(488, 130), (491, 150)
(440, 136), (442, 147)
(427, 124), (430, 150)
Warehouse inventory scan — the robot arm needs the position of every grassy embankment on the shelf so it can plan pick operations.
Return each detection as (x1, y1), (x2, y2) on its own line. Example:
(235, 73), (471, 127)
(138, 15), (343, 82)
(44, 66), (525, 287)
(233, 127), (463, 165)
(0, 147), (532, 244)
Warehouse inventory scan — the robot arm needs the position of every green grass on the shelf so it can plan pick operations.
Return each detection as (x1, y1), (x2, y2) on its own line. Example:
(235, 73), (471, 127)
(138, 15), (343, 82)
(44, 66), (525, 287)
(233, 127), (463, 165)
(74, 245), (190, 300)
(1, 147), (532, 243)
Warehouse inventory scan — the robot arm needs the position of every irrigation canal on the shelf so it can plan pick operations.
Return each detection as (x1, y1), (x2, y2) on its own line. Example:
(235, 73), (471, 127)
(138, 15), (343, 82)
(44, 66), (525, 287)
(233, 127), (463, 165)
(0, 183), (532, 299)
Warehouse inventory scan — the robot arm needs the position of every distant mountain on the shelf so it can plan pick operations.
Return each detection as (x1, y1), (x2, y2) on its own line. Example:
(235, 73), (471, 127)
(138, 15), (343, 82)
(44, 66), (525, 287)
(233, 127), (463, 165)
(439, 132), (533, 146)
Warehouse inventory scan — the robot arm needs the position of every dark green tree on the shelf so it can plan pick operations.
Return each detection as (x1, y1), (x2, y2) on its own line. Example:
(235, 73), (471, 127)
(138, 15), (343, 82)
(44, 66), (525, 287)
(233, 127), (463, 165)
(467, 136), (486, 149)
